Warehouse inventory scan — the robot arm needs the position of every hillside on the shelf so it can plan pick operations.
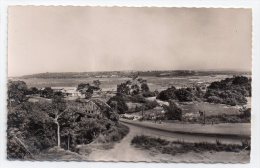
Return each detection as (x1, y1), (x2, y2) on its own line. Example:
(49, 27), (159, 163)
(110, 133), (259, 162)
(17, 70), (251, 79)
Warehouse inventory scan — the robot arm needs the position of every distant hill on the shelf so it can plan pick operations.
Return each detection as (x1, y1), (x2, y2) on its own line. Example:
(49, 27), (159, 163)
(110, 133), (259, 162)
(18, 70), (251, 79)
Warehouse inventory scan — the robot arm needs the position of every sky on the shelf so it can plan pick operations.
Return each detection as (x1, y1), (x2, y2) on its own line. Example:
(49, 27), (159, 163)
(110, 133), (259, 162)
(8, 6), (252, 77)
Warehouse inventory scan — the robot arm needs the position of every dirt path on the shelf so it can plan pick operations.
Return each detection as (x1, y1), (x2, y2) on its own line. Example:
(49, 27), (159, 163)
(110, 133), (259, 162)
(86, 122), (250, 162)
(87, 123), (153, 162)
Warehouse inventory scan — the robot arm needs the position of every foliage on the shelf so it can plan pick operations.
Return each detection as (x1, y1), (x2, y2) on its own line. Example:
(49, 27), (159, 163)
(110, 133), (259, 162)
(240, 107), (251, 119)
(133, 100), (159, 112)
(142, 91), (156, 97)
(127, 94), (146, 103)
(156, 86), (176, 101)
(26, 87), (39, 95)
(163, 101), (182, 120)
(77, 82), (99, 99)
(174, 88), (193, 102)
(164, 101), (182, 120)
(157, 85), (204, 102)
(117, 83), (130, 95)
(7, 80), (129, 159)
(103, 123), (129, 142)
(7, 101), (57, 159)
(7, 130), (31, 160)
(107, 95), (128, 114)
(205, 76), (251, 106)
(141, 83), (150, 92)
(131, 84), (140, 95)
(131, 135), (250, 156)
(206, 96), (223, 104)
(93, 80), (101, 89)
(40, 87), (54, 99)
(117, 77), (151, 96)
(8, 80), (28, 105)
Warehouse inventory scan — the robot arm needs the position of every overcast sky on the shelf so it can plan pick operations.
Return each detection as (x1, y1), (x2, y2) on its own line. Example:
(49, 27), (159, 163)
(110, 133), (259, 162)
(8, 6), (252, 77)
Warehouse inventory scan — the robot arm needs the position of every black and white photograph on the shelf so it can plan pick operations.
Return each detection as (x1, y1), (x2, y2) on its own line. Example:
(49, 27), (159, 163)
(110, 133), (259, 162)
(6, 6), (252, 163)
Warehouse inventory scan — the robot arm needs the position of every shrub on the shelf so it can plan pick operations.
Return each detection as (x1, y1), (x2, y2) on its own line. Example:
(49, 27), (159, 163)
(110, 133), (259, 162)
(141, 83), (150, 92)
(205, 76), (251, 106)
(144, 100), (159, 110)
(163, 101), (182, 120)
(131, 135), (249, 156)
(128, 94), (146, 103)
(207, 96), (223, 104)
(142, 91), (156, 97)
(107, 95), (128, 114)
(240, 108), (251, 119)
(133, 100), (159, 112)
(232, 76), (250, 85)
(8, 80), (28, 104)
(225, 97), (237, 106)
(174, 88), (193, 102)
(131, 135), (169, 147)
(156, 86), (176, 101)
(131, 84), (140, 95)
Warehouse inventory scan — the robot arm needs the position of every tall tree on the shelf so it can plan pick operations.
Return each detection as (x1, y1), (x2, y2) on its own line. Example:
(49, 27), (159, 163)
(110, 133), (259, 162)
(117, 83), (130, 95)
(77, 83), (99, 99)
(49, 94), (67, 147)
(40, 87), (54, 98)
(8, 80), (28, 105)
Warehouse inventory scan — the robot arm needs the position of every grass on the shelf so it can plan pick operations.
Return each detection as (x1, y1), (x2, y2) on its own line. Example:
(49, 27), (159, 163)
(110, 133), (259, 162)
(103, 123), (130, 142)
(180, 101), (241, 117)
(131, 135), (250, 156)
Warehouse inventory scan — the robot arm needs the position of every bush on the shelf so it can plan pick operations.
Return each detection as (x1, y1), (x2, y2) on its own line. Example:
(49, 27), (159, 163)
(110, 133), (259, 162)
(128, 94), (146, 103)
(156, 86), (176, 101)
(141, 83), (150, 92)
(131, 135), (169, 147)
(205, 76), (251, 106)
(133, 100), (159, 112)
(142, 91), (156, 97)
(207, 96), (223, 104)
(225, 98), (237, 106)
(131, 135), (249, 156)
(107, 95), (128, 114)
(144, 100), (159, 110)
(240, 108), (251, 119)
(8, 80), (28, 104)
(105, 124), (129, 142)
(163, 101), (182, 120)
(174, 88), (193, 102)
(232, 76), (250, 85)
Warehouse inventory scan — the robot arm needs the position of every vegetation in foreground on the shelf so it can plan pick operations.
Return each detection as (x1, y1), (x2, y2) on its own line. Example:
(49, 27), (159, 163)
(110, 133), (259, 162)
(7, 80), (129, 160)
(131, 135), (250, 156)
(7, 73), (252, 160)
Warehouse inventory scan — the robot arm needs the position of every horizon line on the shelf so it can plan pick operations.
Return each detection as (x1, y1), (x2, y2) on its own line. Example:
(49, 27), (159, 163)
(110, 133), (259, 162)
(8, 68), (252, 78)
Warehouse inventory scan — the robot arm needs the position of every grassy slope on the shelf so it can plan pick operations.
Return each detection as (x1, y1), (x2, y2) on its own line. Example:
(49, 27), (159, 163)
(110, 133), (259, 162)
(131, 135), (250, 163)
(121, 119), (250, 138)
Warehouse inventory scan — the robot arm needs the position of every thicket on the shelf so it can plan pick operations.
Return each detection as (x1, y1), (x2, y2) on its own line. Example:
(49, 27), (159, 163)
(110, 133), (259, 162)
(205, 76), (251, 106)
(156, 86), (203, 102)
(131, 135), (250, 156)
(7, 81), (127, 160)
(162, 101), (182, 120)
(107, 94), (129, 114)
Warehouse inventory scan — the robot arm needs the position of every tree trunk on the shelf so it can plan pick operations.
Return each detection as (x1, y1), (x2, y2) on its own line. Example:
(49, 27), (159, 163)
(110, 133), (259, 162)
(54, 115), (61, 148)
(57, 123), (60, 147)
(67, 135), (70, 150)
(203, 111), (206, 125)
